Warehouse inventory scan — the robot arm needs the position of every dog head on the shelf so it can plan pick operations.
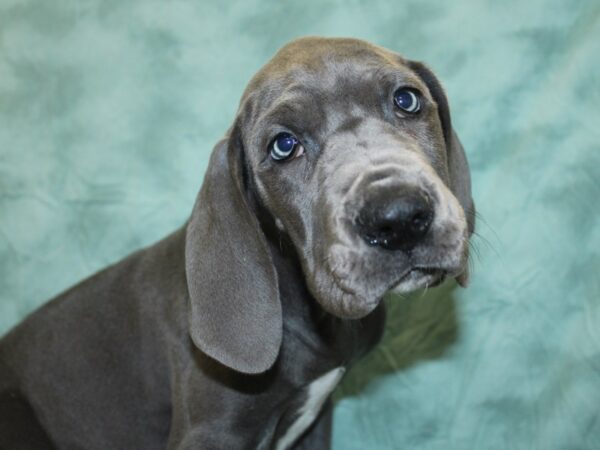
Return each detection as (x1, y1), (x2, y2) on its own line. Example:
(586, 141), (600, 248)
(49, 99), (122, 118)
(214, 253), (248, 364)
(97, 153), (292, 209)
(185, 37), (475, 373)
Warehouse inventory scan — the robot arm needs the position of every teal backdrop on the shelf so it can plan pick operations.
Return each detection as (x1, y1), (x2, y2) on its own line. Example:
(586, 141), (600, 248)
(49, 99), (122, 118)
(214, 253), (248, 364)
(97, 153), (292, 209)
(1, 0), (599, 448)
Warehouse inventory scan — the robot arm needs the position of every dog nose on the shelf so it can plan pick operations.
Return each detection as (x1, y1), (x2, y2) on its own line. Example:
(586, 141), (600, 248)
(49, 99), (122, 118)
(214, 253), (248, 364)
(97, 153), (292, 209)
(357, 188), (434, 251)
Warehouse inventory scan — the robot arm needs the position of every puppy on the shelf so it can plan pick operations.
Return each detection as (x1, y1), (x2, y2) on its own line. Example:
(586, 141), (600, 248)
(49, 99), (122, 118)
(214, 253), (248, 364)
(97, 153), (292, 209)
(0, 37), (474, 450)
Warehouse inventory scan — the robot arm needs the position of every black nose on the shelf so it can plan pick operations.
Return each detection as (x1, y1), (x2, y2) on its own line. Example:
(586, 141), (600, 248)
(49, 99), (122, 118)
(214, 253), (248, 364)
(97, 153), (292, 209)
(356, 188), (434, 251)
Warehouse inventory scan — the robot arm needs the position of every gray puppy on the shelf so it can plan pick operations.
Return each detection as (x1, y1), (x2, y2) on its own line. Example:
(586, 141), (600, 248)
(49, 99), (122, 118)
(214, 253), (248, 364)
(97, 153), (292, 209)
(0, 37), (474, 450)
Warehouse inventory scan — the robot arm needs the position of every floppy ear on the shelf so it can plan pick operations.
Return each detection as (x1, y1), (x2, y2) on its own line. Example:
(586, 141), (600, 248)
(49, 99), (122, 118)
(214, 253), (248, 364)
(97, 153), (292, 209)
(408, 61), (475, 286)
(185, 134), (282, 374)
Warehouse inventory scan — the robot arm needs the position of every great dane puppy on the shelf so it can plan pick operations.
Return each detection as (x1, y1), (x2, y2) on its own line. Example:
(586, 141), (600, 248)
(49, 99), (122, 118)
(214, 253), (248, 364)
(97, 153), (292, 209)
(0, 37), (474, 449)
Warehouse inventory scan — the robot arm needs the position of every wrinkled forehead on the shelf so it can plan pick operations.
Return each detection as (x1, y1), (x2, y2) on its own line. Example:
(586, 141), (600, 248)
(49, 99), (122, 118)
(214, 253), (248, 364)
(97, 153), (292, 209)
(237, 38), (425, 131)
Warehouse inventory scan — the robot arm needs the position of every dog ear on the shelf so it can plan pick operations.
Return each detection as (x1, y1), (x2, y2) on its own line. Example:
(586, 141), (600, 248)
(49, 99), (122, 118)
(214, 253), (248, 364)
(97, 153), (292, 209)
(408, 61), (475, 285)
(185, 134), (282, 374)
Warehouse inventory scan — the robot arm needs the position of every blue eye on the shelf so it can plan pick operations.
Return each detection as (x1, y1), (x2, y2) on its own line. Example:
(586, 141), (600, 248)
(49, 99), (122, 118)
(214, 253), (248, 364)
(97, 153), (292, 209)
(393, 88), (421, 113)
(270, 132), (301, 161)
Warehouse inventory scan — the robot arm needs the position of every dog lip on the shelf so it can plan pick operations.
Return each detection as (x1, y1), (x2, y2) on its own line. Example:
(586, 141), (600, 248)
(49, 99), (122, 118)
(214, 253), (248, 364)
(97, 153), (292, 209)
(325, 246), (457, 305)
(411, 266), (445, 277)
(325, 259), (380, 307)
(389, 265), (447, 291)
(411, 267), (446, 287)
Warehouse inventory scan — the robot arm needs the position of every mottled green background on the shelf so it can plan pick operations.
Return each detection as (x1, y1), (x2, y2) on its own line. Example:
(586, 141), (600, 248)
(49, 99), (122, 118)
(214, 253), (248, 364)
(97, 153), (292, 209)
(1, 0), (599, 448)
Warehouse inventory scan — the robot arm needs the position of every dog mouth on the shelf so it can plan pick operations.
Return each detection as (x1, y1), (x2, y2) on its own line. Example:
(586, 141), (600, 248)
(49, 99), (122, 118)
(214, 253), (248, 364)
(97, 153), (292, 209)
(320, 234), (466, 318)
(320, 248), (463, 318)
(389, 266), (447, 294)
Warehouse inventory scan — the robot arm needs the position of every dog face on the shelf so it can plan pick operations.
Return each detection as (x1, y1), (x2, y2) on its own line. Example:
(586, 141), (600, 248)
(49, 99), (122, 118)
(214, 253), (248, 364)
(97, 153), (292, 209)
(236, 37), (475, 319)
(185, 37), (475, 373)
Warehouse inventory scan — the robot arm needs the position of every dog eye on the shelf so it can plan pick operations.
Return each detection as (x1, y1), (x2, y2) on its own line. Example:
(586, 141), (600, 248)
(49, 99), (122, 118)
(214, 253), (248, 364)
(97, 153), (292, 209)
(393, 88), (421, 113)
(269, 132), (304, 161)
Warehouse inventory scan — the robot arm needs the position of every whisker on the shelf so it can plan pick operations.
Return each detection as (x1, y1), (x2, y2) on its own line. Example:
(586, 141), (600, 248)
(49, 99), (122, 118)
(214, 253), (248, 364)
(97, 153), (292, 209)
(471, 209), (502, 252)
(467, 239), (483, 262)
(472, 230), (501, 259)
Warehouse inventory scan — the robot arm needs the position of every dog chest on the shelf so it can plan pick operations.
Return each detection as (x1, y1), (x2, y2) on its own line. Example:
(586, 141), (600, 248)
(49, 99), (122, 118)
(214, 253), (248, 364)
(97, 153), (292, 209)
(274, 367), (345, 450)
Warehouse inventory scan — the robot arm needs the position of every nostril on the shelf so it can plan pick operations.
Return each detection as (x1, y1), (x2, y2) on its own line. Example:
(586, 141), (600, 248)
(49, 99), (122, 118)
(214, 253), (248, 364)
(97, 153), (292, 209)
(378, 225), (393, 235)
(409, 210), (433, 233)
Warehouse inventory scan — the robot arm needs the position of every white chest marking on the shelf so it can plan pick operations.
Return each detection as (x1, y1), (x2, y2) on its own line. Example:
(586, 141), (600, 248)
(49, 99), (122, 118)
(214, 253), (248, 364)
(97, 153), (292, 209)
(275, 367), (345, 450)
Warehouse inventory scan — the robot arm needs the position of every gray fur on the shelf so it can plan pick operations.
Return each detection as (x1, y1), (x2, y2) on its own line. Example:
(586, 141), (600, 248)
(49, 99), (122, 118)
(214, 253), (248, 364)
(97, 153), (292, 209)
(0, 37), (474, 449)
